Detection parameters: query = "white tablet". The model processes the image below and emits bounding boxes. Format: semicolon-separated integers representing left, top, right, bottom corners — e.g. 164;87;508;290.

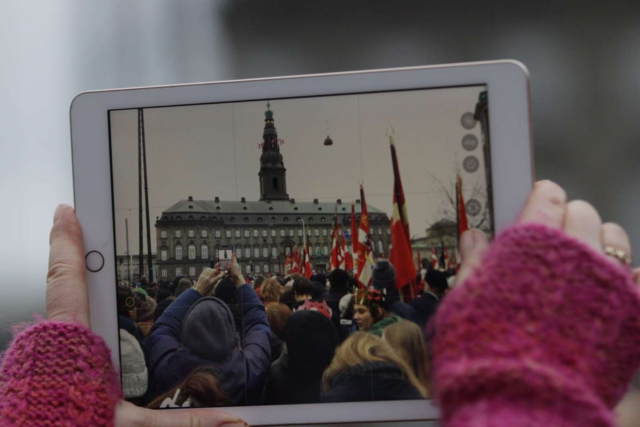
70;61;533;425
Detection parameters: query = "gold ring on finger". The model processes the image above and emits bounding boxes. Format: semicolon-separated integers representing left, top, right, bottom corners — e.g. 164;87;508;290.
604;246;632;266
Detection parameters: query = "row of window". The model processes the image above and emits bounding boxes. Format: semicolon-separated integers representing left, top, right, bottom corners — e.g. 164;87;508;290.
164;214;387;223
160;263;282;279
161;227;391;240
160;240;387;261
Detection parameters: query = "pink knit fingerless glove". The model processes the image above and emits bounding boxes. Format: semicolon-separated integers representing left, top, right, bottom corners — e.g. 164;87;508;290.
0;321;121;426
434;224;640;427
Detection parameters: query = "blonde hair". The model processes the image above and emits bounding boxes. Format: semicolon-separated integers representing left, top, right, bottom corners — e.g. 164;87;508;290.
382;321;431;396
260;277;282;303
322;332;428;397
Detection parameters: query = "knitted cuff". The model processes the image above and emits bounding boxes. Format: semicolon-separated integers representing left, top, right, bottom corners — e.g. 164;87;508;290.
0;321;121;427
434;223;640;424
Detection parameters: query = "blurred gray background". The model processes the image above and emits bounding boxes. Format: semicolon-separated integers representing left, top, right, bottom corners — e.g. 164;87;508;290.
1;1;639;425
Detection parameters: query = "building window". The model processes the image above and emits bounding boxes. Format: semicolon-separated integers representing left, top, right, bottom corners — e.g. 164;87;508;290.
236;246;242;259
283;217;289;223
298;229;302;237
134;269;138;276
235;230;241;238
314;229;320;237
160;230;167;239
378;228;383;235
161;269;167;278
241;230;248;238
323;245;329;256
262;229;268;237
254;247;260;258
255;265;261;274
280;229;285;237
263;246;269;257
201;230;208;238
387;228;391;235
321;217;326;222
246;265;251;274
296;217;301;223
264;264;269;273
189;266;196;277
176;245;183;260
176;267;182;277
175;230;182;238
308;217;314;222
244;217;249;223
201;244;209;260
257;217;263;223
188;230;195;238
188;244;196;260
271;229;276;237
161;250;167;261
272;246;278;258
273;264;279;273
378;241;384;255
230;217;235;223
307;228;311;236
253;229;259;237
285;247;291;255
226;230;232;238
215;230;221;238
270;217;275;223
288;229;294;237
322;229;328;236
245;247;251;258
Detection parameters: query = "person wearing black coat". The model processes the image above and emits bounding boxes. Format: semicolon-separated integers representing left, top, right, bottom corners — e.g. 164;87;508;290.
263;310;338;405
371;260;417;323
325;268;351;343
409;269;447;329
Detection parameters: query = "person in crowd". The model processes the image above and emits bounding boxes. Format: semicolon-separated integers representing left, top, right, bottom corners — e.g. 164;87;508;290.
409;268;447;329
148;256;272;406
139;275;149;289
321;332;426;402
353;287;401;336
170;275;185;295
147;366;229;409
145;288;157;300
4;182;640;425
155;279;173;303
254;274;266;291
326;268;352;342
117;282;147;353
120;329;148;402
292;277;314;307
371;260;416;322
135;295;158;337
311;280;329;300
382;320;431;395
265;302;292;362
174;277;192;298
154;298;173;322
264;310;338;405
214;276;245;340
311;272;327;287
260;277;283;304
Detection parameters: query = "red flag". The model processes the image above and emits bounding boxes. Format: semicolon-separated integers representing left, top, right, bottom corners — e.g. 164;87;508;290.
304;238;312;279
356;185;374;288
443;245;449;271
350;202;358;256
339;229;348;270
417;250;422;271
330;212;340;271
285;253;291;275
431;245;438;269
291;246;299;274
456;174;469;241
388;137;417;300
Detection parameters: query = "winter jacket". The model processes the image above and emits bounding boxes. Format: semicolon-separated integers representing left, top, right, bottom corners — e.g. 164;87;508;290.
321;361;423;403
147;286;271;406
368;315;402;337
408;292;439;330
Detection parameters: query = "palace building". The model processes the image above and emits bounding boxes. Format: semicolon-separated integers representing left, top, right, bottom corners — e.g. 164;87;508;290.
154;103;391;279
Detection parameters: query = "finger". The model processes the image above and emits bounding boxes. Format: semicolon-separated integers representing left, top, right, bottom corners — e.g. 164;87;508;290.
46;204;90;327
517;180;567;229
116;401;247;427
564;200;602;253
601;222;633;268
454;229;490;287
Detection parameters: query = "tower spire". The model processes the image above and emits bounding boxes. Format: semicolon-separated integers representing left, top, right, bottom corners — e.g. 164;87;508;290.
259;101;289;201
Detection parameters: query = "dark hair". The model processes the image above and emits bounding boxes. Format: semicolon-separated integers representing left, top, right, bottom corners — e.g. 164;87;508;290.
145;288;157;299
146;366;229;408
156;287;173;303
117;282;136;317
292;277;314;298
288;273;303;281
265;302;292;340
154;298;174;322
311;273;327;285
157;279;172;290
139;276;149;287
254;275;266;289
174;278;193;297
214;278;237;305
425;269;449;298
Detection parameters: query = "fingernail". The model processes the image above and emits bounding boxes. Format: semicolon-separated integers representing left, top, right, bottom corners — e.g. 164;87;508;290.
221;421;248;427
53;204;64;224
460;230;476;254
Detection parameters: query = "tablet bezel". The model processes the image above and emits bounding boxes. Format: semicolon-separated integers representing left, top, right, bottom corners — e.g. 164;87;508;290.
70;61;533;425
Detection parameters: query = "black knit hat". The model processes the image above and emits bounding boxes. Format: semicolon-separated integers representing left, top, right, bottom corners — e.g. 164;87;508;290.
329;268;350;294
372;260;396;291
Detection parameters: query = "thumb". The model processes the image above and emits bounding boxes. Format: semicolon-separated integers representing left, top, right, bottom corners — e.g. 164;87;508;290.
46;204;91;327
454;229;489;287
116;401;247;427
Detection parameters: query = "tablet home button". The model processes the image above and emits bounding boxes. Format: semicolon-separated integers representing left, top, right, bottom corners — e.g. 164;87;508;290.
85;251;105;273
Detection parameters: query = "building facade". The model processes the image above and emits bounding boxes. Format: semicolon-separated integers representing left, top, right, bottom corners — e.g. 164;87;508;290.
154;103;391;280
116;253;156;283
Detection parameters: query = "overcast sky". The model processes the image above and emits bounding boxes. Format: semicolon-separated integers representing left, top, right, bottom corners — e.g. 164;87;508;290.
110;85;487;254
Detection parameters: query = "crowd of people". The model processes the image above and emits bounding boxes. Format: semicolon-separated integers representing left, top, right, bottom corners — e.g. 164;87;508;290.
117;256;450;408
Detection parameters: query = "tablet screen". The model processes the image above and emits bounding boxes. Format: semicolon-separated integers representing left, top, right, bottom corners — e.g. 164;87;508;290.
108;85;491;408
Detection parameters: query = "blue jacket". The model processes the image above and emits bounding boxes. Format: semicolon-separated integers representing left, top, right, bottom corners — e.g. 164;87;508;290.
147;286;271;405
